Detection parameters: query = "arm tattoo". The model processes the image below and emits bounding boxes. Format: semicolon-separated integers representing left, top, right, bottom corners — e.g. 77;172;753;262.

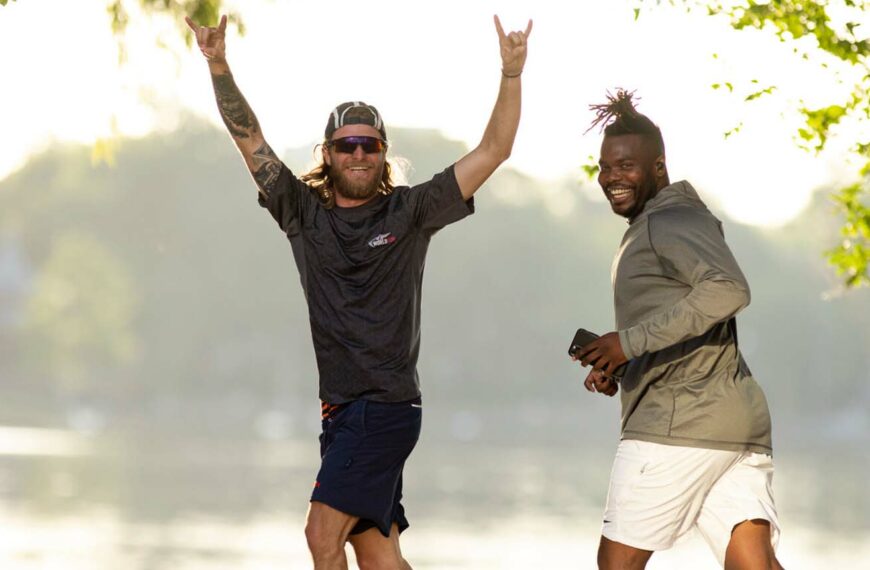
252;142;282;195
211;72;260;139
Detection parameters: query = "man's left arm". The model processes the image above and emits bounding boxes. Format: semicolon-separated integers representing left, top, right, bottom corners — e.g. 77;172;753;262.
579;211;750;375
454;15;532;200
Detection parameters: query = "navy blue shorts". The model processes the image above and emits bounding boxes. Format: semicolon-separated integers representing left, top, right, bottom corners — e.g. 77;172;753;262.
312;398;422;537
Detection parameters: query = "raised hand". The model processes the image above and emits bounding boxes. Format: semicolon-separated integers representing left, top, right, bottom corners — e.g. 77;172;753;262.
494;15;532;78
185;14;227;63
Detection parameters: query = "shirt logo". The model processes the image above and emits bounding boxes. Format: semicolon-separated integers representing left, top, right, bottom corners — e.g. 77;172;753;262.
367;232;397;248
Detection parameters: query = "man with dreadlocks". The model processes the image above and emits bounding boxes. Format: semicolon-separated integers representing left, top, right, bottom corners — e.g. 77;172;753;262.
573;90;783;569
186;12;531;570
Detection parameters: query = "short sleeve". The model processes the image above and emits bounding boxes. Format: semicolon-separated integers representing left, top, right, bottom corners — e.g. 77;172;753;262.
403;165;475;231
257;164;311;235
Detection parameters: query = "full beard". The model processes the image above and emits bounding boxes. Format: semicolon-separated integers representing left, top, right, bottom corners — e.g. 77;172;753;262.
331;165;384;201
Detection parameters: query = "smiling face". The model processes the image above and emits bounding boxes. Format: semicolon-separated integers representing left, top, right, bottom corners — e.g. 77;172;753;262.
322;124;387;206
598;134;668;219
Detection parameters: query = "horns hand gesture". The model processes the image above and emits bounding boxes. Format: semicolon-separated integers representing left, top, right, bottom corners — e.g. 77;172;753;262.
494;15;532;78
185;14;227;63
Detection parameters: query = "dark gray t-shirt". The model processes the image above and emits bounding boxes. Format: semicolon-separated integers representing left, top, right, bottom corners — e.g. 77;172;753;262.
258;164;473;404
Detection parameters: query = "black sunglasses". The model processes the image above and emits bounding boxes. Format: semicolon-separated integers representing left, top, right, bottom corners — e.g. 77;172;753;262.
327;136;387;154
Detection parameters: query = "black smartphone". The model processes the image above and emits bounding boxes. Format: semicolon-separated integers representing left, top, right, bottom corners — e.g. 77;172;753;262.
569;328;600;358
568;328;628;378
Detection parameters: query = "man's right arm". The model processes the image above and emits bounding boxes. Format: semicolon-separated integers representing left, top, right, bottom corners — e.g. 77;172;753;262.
186;15;282;197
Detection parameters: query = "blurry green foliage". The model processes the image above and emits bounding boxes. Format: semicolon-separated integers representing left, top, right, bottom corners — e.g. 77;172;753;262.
22;232;140;395
107;0;243;62
744;84;776;102
827;183;870;287
725;0;868;64
638;0;870;287
2;122;869;430
581;155;600;180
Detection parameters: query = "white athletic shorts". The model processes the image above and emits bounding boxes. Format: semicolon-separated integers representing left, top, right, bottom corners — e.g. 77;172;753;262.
601;439;780;565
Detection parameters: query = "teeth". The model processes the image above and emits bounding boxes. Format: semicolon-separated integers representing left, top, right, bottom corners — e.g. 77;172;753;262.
609;187;632;197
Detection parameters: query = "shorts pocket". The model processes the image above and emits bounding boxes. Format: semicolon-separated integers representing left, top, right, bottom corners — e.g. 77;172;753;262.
607;441;653;512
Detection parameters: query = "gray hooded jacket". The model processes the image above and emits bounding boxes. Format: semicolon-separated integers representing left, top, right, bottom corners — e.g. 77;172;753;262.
614;181;772;454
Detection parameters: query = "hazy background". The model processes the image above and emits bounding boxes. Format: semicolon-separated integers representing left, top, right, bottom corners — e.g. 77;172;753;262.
1;120;868;568
1;0;869;568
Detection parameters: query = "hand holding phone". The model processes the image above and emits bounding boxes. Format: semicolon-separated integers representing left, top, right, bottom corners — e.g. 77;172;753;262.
568;328;628;378
569;328;600;358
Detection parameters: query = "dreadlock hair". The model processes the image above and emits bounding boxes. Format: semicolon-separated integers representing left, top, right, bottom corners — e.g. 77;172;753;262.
587;89;665;156
300;143;395;210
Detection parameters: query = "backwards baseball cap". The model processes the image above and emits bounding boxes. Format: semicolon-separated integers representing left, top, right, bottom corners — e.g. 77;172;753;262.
325;101;387;141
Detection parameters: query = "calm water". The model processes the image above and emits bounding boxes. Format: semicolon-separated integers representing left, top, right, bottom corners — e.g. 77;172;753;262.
0;427;867;569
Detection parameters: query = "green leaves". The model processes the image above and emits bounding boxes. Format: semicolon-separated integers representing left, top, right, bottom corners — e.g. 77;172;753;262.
645;0;870;288
107;0;244;55
799;104;848;151
719;2;869;288
723;122;744;139
744;85;776;101
827;183;870;287
0;0;18;5
581;155;600;180
829;143;870;286
729;0;869;64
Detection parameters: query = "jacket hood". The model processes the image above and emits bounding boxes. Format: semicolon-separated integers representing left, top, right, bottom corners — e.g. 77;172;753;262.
630;180;708;224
